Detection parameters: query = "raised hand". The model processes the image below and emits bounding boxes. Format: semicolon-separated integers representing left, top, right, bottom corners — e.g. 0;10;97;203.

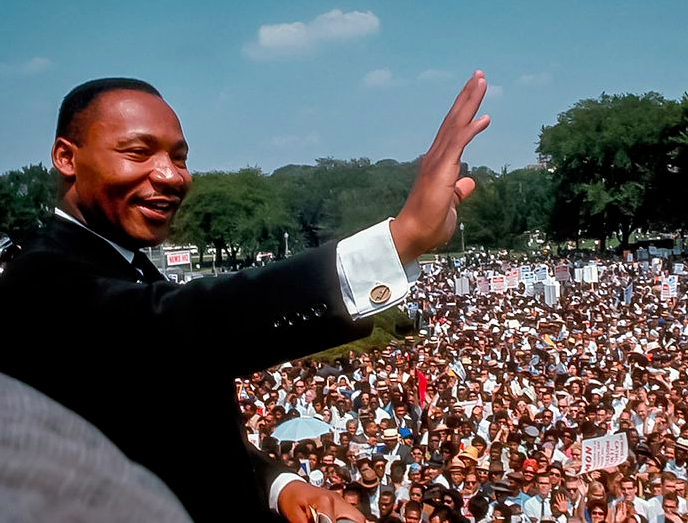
390;70;490;264
278;481;365;523
554;492;568;514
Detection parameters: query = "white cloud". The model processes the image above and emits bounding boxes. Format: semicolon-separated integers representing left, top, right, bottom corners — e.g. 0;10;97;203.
417;69;453;82
270;133;320;148
486;84;504;98
361;68;393;89
244;9;379;60
517;72;552;86
0;56;54;77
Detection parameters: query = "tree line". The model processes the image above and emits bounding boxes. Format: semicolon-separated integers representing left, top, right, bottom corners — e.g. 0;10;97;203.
2;91;686;263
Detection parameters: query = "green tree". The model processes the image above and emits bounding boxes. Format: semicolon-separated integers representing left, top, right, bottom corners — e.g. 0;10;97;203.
454;166;553;250
0;164;56;244
538;92;683;249
172;168;295;266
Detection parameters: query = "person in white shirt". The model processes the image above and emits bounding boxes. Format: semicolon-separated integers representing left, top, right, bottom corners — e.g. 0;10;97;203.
612;476;656;523
522;473;566;523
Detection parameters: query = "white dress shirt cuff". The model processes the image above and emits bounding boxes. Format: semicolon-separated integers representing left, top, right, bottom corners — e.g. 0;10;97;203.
337;218;420;320
269;473;305;513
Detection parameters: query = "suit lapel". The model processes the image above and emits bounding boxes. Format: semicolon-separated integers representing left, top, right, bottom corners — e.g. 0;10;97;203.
42;216;143;283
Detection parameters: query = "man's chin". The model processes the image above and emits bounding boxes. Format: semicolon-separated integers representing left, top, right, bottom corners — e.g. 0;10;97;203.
119;224;170;250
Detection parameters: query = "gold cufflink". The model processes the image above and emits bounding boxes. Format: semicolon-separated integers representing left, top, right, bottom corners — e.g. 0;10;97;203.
369;283;392;304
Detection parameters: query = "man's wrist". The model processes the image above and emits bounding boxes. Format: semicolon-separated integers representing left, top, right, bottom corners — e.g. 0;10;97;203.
270;474;305;513
389;217;419;266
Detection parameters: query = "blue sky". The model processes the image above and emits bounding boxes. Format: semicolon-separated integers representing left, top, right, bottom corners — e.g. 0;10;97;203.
1;0;687;175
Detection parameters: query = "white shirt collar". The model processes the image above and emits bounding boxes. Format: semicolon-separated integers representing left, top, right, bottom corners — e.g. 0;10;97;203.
54;207;136;264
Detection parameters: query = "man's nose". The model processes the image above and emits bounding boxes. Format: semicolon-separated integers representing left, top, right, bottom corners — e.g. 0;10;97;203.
149;155;190;192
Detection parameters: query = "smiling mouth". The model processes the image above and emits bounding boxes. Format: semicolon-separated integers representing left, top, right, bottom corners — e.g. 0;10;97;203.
137;199;179;222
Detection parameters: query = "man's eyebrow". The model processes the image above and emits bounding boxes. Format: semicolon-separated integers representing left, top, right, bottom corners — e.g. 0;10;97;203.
115;133;189;151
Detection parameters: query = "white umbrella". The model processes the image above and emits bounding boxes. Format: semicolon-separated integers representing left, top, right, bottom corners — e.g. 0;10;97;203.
271;417;332;442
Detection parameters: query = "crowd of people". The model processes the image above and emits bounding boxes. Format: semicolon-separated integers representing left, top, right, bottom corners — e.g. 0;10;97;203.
237;249;688;523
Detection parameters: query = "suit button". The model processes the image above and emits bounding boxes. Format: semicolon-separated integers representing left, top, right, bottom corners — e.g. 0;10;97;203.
312;304;327;317
286;313;300;326
273;318;284;328
300;310;313;321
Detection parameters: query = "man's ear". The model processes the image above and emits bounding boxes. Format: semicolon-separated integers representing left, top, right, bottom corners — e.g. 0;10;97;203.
52;137;78;179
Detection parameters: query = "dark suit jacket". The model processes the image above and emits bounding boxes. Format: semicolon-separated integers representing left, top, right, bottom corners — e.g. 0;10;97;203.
0;216;373;521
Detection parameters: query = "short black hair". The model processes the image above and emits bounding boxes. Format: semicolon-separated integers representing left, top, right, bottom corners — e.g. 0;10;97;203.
56;77;161;144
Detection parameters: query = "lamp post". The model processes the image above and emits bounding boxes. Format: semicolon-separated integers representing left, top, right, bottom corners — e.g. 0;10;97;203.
459;222;465;253
284;232;289;257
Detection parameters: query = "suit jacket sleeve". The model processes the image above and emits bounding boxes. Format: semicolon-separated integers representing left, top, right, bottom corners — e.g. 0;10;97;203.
0;218;374;521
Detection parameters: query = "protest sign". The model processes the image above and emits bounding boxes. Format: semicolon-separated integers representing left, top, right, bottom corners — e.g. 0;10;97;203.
623;250;633;262
455;277;470;295
522;271;535;286
534;265;548;281
661;281;670;301
648;246;657;256
580;432;628;474
674;263;684;275
166;250;191;267
491;274;506;293
583;265;598;283
477;277;490;294
554;264;570;282
574;268;584;283
660;276;677;301
506;269;520;289
652;258;663;274
519;265;531;280
544;280;560;306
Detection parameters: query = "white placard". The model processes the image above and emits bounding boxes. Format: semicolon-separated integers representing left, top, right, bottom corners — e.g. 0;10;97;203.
674;263;684;275
583;265;598;283
652;258;663;274
574;268;583;282
491;275;506;293
455;277;470;295
580;432;628;474
534;265;548;281
522;271;535;286
506;269;520;289
166;250;191;266
544;280;560;306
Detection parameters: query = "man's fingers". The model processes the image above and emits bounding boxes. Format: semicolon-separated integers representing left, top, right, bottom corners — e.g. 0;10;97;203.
446;70;485;123
428;71;484;154
457;76;488;125
439;114;491;168
454;177;476;204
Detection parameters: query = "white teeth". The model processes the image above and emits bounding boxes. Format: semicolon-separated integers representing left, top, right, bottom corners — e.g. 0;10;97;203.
146;201;171;210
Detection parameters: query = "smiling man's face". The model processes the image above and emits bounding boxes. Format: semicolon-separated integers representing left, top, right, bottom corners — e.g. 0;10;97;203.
55;89;190;249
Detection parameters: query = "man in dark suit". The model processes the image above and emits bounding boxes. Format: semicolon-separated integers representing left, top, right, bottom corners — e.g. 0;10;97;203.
0;72;489;521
